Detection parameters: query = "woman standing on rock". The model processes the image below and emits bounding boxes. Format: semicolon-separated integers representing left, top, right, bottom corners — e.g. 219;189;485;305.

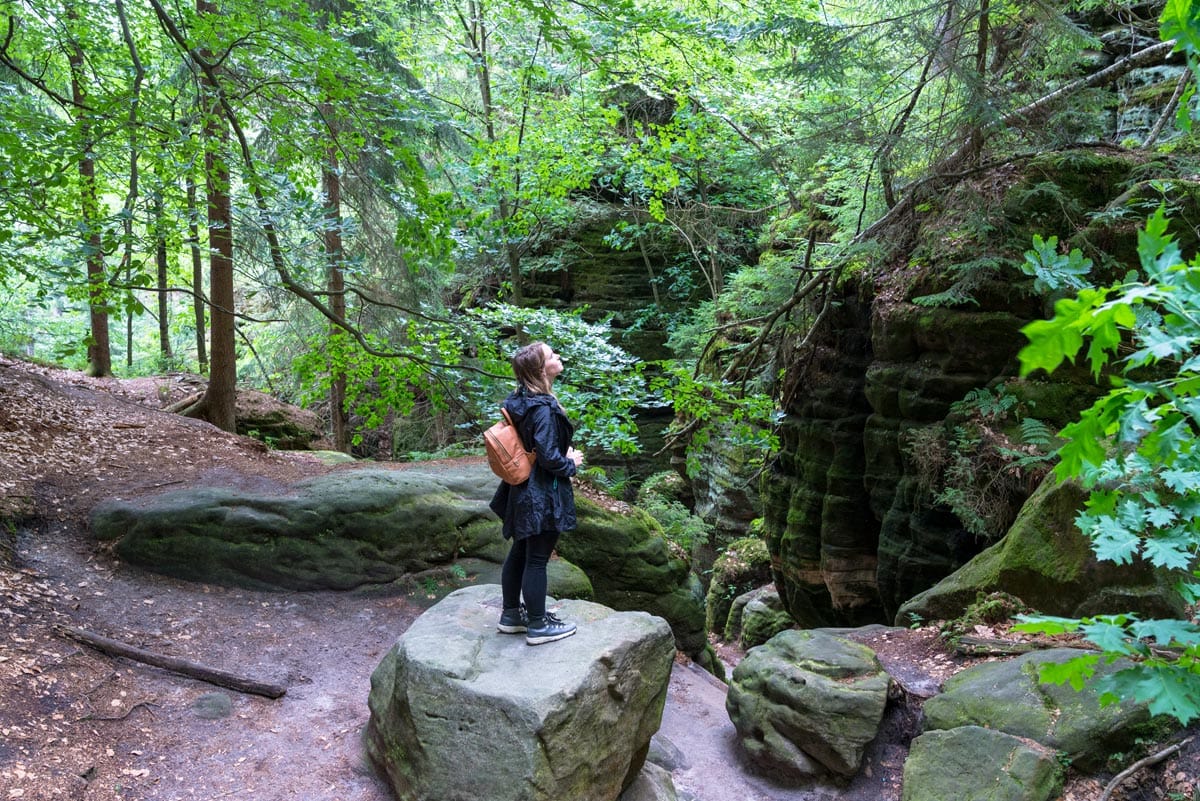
489;341;584;645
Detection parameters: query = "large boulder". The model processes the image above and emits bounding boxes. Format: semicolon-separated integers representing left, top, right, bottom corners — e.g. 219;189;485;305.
896;475;1186;625
921;648;1160;770
737;587;794;649
235;388;324;449
364;584;676;801
90;468;509;592
554;498;709;663
901;726;1062;801
91;464;711;666
725;629;890;780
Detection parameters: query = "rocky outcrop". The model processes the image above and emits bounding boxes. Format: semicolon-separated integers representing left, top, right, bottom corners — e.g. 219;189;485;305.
725;629;890;780
922;648;1161;771
364;585;676;801
897;475;1187;625
704;537;772;636
902;726;1062;801
760;151;1200;627
90;468;507;592
235;389;324;450
89;464;711;664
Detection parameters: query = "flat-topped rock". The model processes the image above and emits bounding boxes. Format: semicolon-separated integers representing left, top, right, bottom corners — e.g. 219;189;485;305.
365;584;677;801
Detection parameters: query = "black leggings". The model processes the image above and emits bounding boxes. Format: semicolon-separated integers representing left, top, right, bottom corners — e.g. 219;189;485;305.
501;531;561;619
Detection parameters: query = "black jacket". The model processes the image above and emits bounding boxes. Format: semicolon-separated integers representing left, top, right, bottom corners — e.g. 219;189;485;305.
488;389;577;540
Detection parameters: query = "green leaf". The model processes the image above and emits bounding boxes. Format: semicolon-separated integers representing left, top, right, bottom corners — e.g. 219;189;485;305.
1130;619;1200;648
1084;302;1136;377
1161;0;1200;57
1012;614;1081;636
1036;653;1099;692
1142;531;1196;570
1103;665;1200;724
1080;620;1137;654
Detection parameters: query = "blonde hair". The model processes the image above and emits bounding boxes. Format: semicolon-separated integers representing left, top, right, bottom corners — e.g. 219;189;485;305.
512;341;554;395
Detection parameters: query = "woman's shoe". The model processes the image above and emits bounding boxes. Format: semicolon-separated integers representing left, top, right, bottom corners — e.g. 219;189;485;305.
497;604;528;634
525;611;576;645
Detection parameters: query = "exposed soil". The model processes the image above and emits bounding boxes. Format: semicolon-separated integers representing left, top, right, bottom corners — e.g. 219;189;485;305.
1;354;1196;801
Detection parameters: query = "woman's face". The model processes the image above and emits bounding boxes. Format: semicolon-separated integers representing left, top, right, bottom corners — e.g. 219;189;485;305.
542;345;564;381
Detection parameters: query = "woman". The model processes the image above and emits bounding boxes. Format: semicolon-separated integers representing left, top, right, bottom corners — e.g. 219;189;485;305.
488;341;584;645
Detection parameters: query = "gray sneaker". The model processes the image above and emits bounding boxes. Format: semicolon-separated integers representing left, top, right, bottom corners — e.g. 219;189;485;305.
497;604;528;634
525;611;576;645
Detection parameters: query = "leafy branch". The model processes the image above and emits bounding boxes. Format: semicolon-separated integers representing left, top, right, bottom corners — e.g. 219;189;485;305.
1012;205;1200;724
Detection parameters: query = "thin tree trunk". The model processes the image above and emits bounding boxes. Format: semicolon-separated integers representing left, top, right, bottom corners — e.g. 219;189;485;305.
154;189;172;361
465;0;523;302
320;100;349;452
115;0;143;369
186;174;208;373
197;0;237;432
965;0;991;165
66;5;111;378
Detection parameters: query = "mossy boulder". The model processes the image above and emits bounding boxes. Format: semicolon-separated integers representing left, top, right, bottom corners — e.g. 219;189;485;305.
90;469;502;592
921;648;1164;771
365;585;676;801
556;499;710;666
896;474;1186;625
902;726;1062;801
738;588;794;649
235;389;324;450
726;629;890;780
704;537;772;636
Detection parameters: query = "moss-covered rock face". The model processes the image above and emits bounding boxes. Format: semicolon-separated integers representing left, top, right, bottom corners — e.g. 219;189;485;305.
897;475;1187;625
762;148;1200;627
703;538;772;636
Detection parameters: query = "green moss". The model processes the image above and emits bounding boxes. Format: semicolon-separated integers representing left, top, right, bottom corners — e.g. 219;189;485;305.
704;537;773;635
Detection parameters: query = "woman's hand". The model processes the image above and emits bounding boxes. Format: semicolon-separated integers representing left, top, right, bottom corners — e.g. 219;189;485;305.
567;447;584;468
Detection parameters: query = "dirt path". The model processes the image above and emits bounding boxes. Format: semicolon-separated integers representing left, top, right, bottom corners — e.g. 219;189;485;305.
12;521;408;800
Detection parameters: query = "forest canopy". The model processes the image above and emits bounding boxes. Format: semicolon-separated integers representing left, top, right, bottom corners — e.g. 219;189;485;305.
0;0;1190;459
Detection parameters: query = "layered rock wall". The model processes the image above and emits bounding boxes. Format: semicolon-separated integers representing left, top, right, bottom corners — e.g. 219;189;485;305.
763;151;1200;625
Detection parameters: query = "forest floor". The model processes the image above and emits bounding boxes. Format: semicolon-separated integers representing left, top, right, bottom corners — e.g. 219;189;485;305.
0;353;1197;801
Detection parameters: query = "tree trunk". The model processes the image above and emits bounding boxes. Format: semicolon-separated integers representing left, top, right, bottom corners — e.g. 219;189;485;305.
115;0;143;370
186;174;208;373
320;100;349;452
154;188;172;361
197;0;237;432
466;0;523;303
66;6;111;378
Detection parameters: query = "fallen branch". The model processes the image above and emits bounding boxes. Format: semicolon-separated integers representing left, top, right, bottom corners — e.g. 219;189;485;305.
1099;736;1194;801
79;699;159;722
162;391;204;415
953;635;1040;656
55;625;286;699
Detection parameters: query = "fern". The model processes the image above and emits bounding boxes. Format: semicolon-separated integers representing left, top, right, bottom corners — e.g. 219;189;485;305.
912;256;1014;308
1018;417;1055;448
912;283;979;308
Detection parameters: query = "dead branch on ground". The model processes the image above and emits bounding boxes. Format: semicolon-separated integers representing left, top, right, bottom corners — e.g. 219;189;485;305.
56;624;287;699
